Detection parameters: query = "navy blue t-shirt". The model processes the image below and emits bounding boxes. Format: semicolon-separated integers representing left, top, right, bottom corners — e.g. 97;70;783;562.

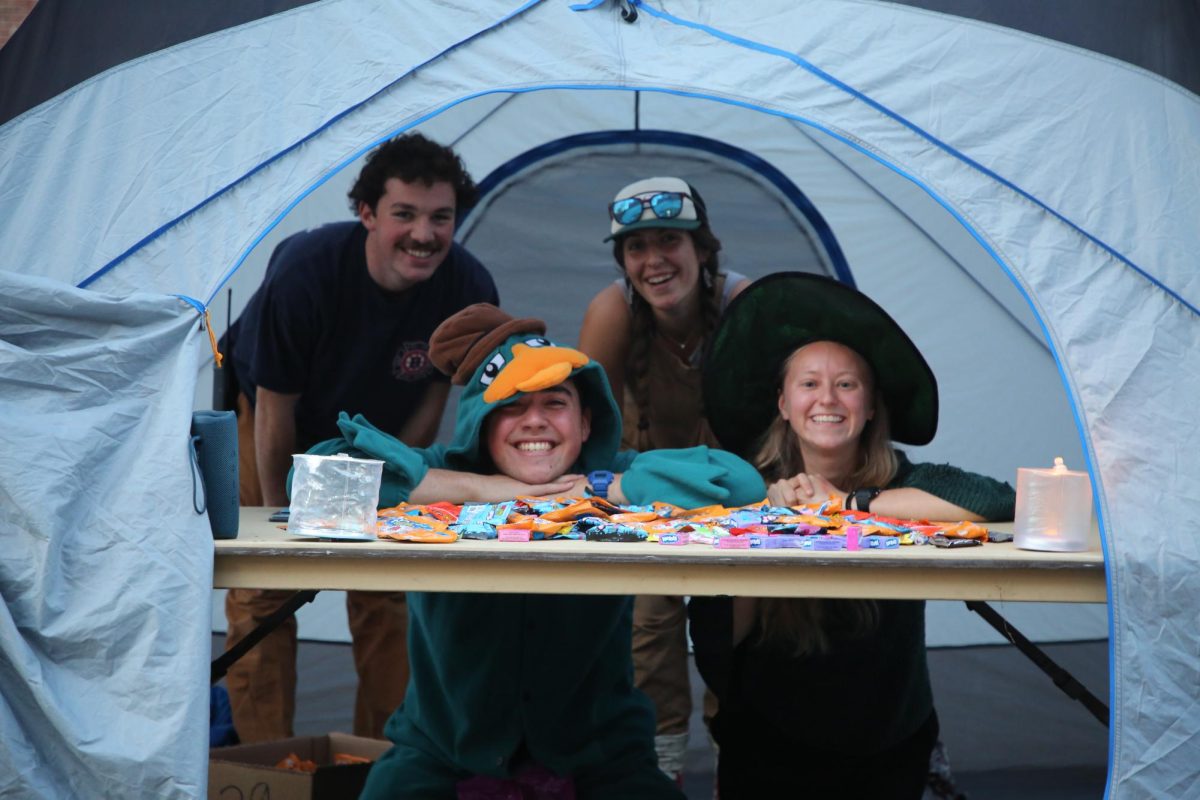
232;221;498;450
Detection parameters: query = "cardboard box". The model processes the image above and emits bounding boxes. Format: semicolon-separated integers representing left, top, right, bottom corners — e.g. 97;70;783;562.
209;732;391;800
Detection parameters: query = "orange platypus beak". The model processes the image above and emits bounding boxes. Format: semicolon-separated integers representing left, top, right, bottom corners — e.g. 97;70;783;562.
483;343;590;404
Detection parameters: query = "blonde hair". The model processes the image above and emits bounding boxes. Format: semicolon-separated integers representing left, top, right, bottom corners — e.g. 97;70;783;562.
751;344;899;656
753;389;897;490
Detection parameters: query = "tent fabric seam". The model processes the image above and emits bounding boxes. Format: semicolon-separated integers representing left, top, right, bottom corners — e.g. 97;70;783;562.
77;0;549;295
633;0;1199;320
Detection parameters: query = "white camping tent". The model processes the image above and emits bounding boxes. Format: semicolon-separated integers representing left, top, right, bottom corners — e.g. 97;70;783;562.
207;94;1108;665
2;1;1198;797
204;114;1113;778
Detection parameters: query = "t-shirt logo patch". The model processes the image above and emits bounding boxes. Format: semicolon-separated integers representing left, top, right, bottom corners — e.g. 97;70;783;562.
393;342;433;381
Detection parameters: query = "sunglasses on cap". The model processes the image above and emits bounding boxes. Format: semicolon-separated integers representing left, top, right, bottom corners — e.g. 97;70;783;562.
608;191;693;226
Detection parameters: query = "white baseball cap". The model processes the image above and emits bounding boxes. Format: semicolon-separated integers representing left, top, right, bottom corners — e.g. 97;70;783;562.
605;176;706;241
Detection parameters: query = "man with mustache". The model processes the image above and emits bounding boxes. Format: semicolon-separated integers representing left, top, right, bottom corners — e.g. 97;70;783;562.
224;133;498;743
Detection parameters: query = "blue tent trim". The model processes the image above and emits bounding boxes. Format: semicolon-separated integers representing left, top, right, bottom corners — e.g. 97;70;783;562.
76;0;549;296
636;0;1197;320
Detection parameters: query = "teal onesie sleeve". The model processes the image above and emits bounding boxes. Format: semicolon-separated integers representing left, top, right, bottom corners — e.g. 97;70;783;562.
618;446;766;509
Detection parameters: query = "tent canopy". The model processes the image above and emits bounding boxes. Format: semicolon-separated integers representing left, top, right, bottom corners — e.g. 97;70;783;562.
2;1;1198;797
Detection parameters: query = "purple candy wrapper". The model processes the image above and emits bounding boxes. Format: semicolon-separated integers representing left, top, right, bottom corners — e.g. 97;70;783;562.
805;534;845;551
862;535;900;549
716;535;752;549
750;534;807;549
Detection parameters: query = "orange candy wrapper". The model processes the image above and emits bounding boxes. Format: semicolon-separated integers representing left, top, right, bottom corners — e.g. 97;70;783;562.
334;752;374;765
676;504;730;519
377;526;459;544
275;753;318;773
376;506;459;543
934;521;990;540
610;511;661;524
274;752;374;772
539;497;622;522
501;515;575;536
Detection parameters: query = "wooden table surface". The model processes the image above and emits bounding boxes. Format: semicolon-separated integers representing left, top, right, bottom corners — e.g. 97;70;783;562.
213;508;1106;603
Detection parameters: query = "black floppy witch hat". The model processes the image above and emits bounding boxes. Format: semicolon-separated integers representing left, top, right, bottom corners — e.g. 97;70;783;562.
702;272;938;458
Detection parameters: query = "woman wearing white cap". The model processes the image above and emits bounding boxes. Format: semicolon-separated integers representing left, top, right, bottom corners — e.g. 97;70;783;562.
578;177;750;781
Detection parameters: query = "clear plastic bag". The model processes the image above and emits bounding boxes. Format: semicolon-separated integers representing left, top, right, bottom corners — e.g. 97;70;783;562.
287;453;384;540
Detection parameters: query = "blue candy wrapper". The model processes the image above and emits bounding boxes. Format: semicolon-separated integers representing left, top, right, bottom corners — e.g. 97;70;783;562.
458;501;515;526
584;523;647;542
453;523;498;540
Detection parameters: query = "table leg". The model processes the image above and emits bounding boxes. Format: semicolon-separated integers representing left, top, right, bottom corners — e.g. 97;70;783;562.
211;590;320;684
964;600;1108;727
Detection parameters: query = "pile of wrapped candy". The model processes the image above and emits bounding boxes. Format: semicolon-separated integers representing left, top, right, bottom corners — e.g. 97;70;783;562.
274;751;373;773
375;495;995;549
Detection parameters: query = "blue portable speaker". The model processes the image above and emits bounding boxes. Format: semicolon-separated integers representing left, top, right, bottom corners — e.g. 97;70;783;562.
190;410;239;539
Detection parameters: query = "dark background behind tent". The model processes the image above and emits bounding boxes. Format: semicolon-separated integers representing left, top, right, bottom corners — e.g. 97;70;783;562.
2;0;1198;130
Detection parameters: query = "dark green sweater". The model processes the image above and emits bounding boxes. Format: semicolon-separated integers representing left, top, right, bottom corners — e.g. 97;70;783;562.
689;451;1015;753
891;451;1016;521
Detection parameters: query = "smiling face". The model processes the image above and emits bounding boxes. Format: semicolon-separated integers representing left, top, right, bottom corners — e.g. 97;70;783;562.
483;381;592;484
620;228;706;314
359;177;456;292
777;341;875;471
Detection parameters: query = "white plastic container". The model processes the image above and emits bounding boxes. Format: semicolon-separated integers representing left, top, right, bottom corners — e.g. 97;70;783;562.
287;453;384;541
1014;457;1094;552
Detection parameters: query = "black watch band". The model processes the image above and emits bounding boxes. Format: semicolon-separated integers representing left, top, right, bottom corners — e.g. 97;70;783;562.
852;487;883;513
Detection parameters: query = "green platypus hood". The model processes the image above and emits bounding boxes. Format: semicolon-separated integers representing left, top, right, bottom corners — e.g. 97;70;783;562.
429;304;621;474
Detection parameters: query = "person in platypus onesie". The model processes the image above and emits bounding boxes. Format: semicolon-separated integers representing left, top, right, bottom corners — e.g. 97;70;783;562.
304;303;765;799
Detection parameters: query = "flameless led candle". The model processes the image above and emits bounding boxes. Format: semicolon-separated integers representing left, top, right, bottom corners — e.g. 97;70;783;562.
1014;457;1093;552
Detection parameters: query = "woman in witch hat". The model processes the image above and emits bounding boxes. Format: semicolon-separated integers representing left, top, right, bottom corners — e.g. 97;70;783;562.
691;271;1015;799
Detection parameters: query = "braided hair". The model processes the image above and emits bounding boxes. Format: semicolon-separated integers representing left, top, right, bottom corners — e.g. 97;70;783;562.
611;184;723;449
